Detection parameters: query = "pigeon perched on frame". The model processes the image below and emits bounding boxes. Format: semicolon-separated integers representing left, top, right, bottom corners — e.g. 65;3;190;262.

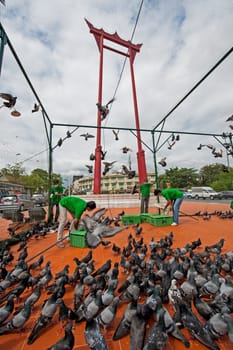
32;103;40;113
80;133;95;141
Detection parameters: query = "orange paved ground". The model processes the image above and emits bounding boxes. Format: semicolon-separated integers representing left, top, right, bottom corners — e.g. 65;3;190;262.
0;201;232;350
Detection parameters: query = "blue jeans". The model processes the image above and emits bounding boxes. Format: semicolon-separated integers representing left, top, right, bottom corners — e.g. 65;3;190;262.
173;197;183;224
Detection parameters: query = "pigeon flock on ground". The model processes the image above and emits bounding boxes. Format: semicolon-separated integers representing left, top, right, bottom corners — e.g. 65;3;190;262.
0;208;232;349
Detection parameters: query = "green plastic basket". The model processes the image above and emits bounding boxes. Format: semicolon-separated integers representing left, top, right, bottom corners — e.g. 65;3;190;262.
149;215;173;226
121;215;141;225
140;213;151;223
70;229;87;248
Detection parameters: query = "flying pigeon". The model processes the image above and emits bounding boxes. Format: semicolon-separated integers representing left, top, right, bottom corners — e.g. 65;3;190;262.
101;150;107;160
121;147;132;154
212;149;223;158
197;144;205;150
112;129;119;140
32;103;40;113
159;157;167;167
0;93;17;108
85;165;93;174
96;97;115;121
102;161;116;176
226;114;233;122
89;153;95;161
80;133;95;141
206;144;215;150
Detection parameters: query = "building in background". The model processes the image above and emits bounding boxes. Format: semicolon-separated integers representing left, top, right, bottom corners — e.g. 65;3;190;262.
72;172;156;195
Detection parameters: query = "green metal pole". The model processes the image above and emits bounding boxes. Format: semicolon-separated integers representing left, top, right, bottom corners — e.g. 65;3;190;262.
47;123;53;223
0;27;7;76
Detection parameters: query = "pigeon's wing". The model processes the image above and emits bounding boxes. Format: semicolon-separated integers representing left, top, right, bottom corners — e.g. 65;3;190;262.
0;93;12;101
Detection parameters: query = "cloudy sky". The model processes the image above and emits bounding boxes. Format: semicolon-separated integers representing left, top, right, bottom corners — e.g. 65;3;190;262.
0;0;232;184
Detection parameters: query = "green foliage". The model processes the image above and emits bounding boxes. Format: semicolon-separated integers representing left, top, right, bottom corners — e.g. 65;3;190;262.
158;167;199;189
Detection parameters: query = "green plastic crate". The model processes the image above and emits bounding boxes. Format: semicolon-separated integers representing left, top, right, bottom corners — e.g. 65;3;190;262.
140;213;151;223
70;229;87;248
149;215;173;226
121;214;141;225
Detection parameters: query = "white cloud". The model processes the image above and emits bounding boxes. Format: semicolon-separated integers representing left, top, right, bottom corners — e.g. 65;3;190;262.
0;0;232;181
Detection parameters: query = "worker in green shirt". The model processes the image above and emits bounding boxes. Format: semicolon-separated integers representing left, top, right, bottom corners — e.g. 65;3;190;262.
230;199;233;210
140;179;153;213
154;187;184;226
57;196;96;247
50;179;64;223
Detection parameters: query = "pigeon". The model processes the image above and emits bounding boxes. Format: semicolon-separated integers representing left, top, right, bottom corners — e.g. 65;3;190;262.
80;250;93;264
222;313;233;344
47;322;75;350
85;289;103;321
143;308;168;350
0;93;17;108
96;97;115;121
28;255;44;271
112;129;119;140
112;243;121;255
32;103;40;113
179;300;220;350
27;291;60;344
92;259;111;278
85;165;93;174
193;289;214;320
102;161;116;176
204;311;228;340
80;133;95;141
121;147;132;154
159;304;190;348
159;157;167;167
66;130;72;138
57;138;63;147
89;153;95;160
0;302;32;335
168;279;182;312
0;294;15;324
14;284;42;314
197;144;205;150
167;140;176;149
97;296;120;329
0;275;29;305
84;318;108;349
113;298;138;340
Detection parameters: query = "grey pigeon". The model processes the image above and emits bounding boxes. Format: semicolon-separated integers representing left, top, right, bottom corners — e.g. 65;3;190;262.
0;302;32;335
47;322;74;350
113;299;138;340
0;93;17;108
96;97;115;121
204;311;228;340
97;296;120;329
222;313;233;344
84;318;108;350
27;291;60;344
80;133;95;141
143;308;168;350
0;294;15;324
14;284;42;314
179;300;220;350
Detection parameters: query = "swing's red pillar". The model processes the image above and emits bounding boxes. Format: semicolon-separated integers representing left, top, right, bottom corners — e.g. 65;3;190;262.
86;19;147;194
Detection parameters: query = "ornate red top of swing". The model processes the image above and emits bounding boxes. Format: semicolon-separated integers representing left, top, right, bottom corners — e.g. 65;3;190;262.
85;18;142;53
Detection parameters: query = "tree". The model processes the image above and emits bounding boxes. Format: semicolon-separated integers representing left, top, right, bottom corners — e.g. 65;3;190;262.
158;167;199;189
